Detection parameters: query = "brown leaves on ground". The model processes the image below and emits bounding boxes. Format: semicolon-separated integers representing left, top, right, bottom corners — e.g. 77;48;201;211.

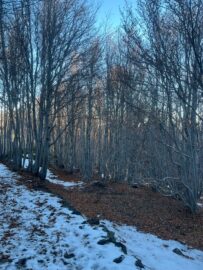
14;167;203;251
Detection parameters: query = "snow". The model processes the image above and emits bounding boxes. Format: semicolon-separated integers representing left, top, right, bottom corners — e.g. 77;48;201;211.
46;170;83;188
21;157;31;169
22;158;83;188
0;163;203;270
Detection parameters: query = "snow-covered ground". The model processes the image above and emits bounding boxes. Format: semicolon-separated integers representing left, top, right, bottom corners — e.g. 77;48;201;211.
0;163;203;270
22;158;83;188
46;170;83;188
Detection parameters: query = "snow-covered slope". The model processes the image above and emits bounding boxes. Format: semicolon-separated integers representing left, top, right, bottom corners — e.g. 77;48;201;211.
0;163;203;270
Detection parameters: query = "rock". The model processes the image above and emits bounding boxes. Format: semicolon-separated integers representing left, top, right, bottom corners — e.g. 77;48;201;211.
113;255;125;264
64;252;75;259
82;221;87;225
16;258;27;267
172;248;193;260
98;227;127;255
87;218;100;226
173;248;184;256
97;238;127;254
135;258;145;269
115;242;127;255
97;239;111;245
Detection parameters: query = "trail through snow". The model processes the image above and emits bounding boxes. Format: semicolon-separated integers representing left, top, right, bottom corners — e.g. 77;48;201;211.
0;163;203;270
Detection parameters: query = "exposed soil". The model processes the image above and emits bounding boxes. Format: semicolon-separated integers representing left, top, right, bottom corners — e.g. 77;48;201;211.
4;162;203;251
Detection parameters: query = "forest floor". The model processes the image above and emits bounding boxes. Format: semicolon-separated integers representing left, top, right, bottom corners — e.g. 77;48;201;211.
0;163;203;269
45;167;203;251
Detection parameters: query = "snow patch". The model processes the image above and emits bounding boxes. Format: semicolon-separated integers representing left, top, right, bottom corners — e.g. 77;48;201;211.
21;158;83;188
46;170;83;188
0;163;203;270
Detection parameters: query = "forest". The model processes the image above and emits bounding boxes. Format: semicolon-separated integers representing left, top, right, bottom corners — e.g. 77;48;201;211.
0;0;203;211
0;0;203;269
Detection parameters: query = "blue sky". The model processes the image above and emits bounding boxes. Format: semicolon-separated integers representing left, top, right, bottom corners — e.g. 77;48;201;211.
95;0;128;28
